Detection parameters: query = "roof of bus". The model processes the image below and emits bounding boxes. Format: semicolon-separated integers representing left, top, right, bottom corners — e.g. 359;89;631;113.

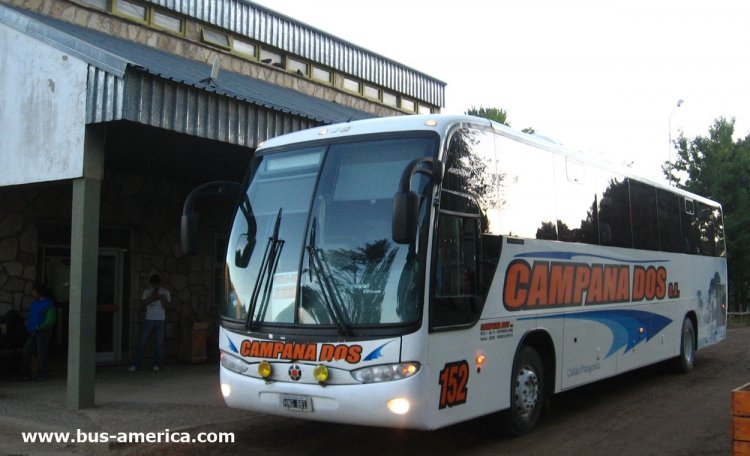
258;114;721;208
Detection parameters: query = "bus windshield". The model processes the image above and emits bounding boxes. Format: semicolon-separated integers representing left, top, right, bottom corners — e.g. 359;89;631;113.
222;136;436;331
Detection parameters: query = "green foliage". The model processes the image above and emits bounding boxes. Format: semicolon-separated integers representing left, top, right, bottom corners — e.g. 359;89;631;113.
664;117;750;309
466;106;509;126
466;106;536;134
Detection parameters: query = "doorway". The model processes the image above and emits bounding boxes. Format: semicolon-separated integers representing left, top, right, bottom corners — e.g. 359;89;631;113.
41;246;128;363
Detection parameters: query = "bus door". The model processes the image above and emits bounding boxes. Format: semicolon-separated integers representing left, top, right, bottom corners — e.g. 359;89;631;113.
427;204;488;424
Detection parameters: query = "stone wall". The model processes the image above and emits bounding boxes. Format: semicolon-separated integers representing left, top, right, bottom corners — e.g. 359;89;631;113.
0;171;225;361
0;183;70;315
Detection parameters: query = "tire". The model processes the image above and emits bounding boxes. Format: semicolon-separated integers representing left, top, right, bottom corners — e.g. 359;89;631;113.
673;317;696;373
500;345;545;436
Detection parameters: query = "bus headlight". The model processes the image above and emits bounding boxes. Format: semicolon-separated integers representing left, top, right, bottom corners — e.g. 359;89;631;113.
220;351;251;375
351;362;420;383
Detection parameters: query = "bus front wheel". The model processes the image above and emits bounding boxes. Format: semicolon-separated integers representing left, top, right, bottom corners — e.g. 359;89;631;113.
673;317;696;373
500;345;545;436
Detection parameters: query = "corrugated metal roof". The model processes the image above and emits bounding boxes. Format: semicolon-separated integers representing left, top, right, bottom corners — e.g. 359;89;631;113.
150;0;446;107
0;4;374;135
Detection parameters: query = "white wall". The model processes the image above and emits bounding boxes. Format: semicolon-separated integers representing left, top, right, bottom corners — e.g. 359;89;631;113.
0;23;87;186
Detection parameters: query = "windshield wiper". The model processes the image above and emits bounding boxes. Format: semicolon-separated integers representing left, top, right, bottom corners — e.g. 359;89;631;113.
246;208;285;330
306;217;351;335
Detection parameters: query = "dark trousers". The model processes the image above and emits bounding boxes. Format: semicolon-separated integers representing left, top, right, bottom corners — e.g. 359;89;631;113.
133;319;165;368
21;329;52;379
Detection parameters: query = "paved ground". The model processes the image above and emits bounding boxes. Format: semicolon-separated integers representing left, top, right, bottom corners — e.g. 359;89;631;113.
0;363;250;455
2;327;749;455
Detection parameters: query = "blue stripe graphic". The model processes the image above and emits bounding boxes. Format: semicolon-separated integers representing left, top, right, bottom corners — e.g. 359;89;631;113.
514;251;668;264
226;335;239;354
522;310;672;358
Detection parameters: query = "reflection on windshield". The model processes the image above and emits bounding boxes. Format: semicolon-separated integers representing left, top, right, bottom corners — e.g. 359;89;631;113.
222;137;435;329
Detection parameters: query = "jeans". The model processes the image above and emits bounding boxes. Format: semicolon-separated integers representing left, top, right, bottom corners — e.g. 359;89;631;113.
21;329;52;379
133;319;165;368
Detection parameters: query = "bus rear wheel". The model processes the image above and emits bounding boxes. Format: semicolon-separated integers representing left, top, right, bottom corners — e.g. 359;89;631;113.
500;345;545;436
673;317;696;373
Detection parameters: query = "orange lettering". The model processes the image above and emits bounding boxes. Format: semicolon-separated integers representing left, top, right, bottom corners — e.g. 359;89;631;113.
319;344;334;362
573;266;590;305
527;262;549;306
504;260;530;309
346;345;362;363
549;264;575;305
656;267;667;299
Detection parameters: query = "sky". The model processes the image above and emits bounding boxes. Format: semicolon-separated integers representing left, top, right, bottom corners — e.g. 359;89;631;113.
253;0;750;183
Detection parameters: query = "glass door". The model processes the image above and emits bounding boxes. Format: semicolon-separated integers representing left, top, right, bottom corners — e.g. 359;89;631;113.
95;249;124;362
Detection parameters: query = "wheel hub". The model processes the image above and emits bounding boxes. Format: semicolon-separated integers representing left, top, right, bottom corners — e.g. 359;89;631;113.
515;366;540;417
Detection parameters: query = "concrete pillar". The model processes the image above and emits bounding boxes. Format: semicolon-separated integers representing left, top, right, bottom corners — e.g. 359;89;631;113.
67;125;104;410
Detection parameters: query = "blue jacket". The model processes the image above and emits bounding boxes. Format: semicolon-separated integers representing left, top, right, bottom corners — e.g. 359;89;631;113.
26;297;55;332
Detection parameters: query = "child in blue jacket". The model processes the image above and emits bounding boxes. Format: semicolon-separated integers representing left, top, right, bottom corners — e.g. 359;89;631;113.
20;283;56;381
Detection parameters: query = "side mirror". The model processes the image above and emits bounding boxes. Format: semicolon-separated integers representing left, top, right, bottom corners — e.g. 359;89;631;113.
392;191;420;244
181;212;200;255
180;180;242;255
392;157;442;244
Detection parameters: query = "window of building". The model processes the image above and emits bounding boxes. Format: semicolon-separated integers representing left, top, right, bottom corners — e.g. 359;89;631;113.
286;57;308;75
400;98;415;112
418;104;432;115
342;77;361;93
152;10;183;34
233;39;257;58
201;27;231;49
382;91;397;107
260;48;283;66
75;0;107;10
311;66;332;83
113;0;148;22
363;85;380;100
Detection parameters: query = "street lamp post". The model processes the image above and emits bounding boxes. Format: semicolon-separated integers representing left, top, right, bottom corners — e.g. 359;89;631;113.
668;99;684;163
667;99;684;185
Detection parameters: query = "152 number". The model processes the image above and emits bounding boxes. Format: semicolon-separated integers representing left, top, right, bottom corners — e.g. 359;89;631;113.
438;360;469;409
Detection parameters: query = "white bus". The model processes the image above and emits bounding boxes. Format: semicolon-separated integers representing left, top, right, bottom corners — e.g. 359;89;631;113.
184;115;727;435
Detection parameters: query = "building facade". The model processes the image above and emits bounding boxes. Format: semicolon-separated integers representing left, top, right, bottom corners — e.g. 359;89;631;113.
0;0;444;407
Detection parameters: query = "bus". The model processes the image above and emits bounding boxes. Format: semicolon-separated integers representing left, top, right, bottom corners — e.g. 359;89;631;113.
182;114;727;435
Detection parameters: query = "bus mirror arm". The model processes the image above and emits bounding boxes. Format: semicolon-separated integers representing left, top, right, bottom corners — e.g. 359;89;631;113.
181;180;243;255
392;158;442;244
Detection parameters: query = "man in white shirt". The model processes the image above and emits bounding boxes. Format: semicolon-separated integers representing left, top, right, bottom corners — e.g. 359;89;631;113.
128;274;171;372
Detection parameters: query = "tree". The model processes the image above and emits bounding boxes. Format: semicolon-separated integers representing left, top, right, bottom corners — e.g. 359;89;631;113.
664;117;750;310
466;106;509;125
465;106;535;134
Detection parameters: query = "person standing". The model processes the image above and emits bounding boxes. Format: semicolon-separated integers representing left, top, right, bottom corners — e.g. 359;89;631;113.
20;283;56;381
129;274;170;372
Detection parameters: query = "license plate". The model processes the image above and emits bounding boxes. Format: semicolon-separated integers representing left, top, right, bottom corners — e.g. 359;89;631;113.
281;394;312;412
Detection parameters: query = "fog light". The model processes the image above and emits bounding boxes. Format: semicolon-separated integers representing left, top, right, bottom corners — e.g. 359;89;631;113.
220;383;231;398
387;398;410;415
313;364;329;383
258;360;272;378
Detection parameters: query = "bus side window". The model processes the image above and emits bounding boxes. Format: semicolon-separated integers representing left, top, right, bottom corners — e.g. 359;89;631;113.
656;188;682;253
714;206;726;257
432;126;495;330
432;210;481;329
630;179;659;251
596;171;632;248
681;198;699;254
554;157;599;245
696;202;717;256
